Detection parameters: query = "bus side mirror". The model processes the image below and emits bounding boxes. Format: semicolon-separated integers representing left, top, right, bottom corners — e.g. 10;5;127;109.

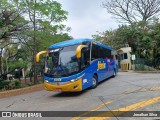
36;51;47;62
76;45;87;59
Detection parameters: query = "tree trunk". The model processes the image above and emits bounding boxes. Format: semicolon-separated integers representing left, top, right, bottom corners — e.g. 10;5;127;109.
0;51;2;76
29;67;33;82
33;0;37;84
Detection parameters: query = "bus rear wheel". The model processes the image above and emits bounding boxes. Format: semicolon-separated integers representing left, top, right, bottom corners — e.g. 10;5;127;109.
91;75;98;89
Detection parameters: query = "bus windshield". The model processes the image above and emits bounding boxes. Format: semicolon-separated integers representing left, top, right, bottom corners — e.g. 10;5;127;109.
44;44;79;77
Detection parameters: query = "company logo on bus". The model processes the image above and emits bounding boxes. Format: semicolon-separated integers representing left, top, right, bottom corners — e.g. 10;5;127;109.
98;61;106;70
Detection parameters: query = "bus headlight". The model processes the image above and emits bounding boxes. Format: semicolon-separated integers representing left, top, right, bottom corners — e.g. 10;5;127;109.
70;79;76;82
70;77;82;82
45;80;49;83
70;74;85;82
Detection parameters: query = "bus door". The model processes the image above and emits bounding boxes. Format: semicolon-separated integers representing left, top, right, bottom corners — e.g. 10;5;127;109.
76;45;92;89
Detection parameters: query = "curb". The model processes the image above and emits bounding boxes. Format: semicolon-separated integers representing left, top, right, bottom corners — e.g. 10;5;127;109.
0;84;44;99
128;70;160;73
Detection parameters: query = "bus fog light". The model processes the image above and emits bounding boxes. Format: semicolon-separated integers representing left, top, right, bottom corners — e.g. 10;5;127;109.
73;85;78;89
45;80;49;83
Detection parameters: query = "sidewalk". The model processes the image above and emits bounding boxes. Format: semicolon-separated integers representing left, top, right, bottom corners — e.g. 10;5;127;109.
121;70;160;73
0;84;44;99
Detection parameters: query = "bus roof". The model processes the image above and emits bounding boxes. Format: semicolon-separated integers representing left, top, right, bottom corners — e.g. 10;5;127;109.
49;38;113;50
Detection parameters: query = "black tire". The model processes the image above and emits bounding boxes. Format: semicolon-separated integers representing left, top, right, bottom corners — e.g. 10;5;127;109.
91;75;98;89
112;69;116;77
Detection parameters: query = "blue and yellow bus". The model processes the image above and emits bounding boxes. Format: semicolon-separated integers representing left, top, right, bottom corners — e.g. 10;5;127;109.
36;38;118;92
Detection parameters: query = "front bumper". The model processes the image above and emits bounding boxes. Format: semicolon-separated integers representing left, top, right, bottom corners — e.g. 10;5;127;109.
44;78;82;92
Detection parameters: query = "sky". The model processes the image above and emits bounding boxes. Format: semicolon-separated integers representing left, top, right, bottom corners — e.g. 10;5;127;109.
55;0;119;39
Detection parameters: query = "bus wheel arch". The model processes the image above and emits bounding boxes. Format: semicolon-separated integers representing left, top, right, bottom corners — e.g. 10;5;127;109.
91;73;98;89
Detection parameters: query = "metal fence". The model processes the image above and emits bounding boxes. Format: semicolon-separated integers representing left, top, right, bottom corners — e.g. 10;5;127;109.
134;57;160;71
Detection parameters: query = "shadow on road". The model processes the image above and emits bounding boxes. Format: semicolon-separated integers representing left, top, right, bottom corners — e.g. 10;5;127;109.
50;76;116;98
51;90;89;97
98;76;114;86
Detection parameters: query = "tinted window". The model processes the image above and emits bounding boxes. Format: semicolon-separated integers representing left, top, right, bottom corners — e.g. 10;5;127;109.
105;49;112;59
91;43;112;60
91;44;99;60
81;48;90;69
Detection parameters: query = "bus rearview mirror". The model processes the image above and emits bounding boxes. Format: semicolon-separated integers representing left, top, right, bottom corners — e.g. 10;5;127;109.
36;51;47;62
76;45;87;59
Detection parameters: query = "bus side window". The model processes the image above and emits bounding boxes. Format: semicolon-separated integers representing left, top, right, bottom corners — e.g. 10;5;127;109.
91;44;112;60
98;47;104;59
84;48;90;64
105;49;111;59
91;44;98;60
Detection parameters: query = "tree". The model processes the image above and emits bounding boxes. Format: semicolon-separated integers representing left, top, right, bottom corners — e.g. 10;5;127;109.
93;19;160;69
0;0;72;81
0;1;29;80
23;0;69;83
103;0;160;25
7;0;69;83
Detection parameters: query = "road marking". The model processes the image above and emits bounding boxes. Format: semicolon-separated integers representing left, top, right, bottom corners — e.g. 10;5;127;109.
84;96;160;120
145;87;160;91
70;100;112;120
123;87;160;94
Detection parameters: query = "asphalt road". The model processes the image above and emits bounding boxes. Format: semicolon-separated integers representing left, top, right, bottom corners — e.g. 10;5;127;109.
0;72;160;120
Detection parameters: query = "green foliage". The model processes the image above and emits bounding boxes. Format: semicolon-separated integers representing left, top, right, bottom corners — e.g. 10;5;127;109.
27;82;34;86
11;80;21;89
0;80;10;89
0;0;72;81
0;79;21;90
14;80;21;88
5;60;27;70
93;19;160;69
37;31;72;50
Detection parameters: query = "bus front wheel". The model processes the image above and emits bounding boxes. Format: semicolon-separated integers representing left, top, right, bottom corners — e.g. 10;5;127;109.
91;75;98;89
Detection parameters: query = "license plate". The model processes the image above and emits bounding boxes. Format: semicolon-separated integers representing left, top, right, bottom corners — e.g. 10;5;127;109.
54;78;61;82
55;82;60;85
56;88;62;92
